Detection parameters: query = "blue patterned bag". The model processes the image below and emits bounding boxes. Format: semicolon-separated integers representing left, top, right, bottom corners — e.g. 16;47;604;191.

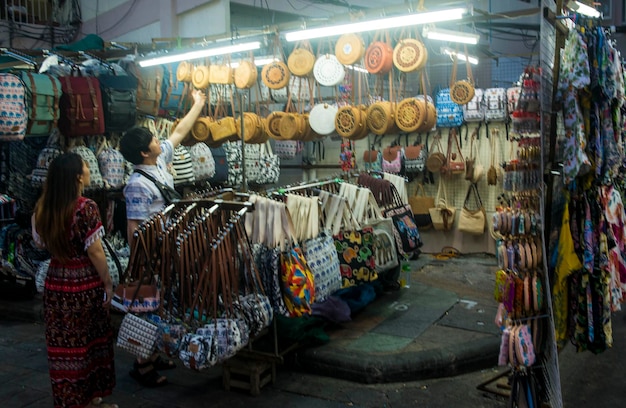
302;230;342;302
0;73;27;141
435;88;464;128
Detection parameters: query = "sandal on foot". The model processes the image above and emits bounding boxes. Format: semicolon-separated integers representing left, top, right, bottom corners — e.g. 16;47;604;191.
130;363;168;388
91;397;103;405
152;355;176;370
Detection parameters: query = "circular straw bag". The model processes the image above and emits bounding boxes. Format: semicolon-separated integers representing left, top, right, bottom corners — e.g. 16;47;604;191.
393;38;428;73
335;105;368;140
335;33;365;66
192;65;210;89
367;101;397;135
262;60;290;90
449;45;475;105
395;97;427;133
288;47;315;77
365;41;393;74
265;111;286;140
234;60;258;89
176;61;194;82
191;117;214;142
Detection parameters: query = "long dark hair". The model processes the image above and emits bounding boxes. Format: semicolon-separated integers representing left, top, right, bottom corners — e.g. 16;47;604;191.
34;153;84;261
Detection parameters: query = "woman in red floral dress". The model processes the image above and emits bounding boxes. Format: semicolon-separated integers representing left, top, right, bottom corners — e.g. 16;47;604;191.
32;153;117;408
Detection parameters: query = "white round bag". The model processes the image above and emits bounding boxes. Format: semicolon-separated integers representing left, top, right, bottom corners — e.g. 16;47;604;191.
313;54;345;87
309;103;338;135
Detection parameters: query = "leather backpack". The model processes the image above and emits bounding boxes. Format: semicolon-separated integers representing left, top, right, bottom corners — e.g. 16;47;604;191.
58;76;105;137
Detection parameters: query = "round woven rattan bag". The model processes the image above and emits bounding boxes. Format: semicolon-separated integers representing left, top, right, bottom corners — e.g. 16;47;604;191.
287;48;315;77
335;105;368;140
313;54;345;87
191;117;214;142
192;65;210;89
366;101;397;135
261;61;290;90
176;61;194;82
365;41;394;74
265;111;286;140
234;60;258;89
450;80;475;105
335;34;365;66
393;39;428;73
395;97;427;133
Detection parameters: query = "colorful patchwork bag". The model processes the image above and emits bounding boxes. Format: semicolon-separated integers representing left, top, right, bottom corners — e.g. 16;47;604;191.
381;186;422;257
333;226;378;288
280;245;316;317
0;73;27;141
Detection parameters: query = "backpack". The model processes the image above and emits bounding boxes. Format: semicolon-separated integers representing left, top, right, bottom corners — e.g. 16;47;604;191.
18;71;62;136
0;73;27;141
506;86;522;119
189;142;216;181
435;88;464;128
484;88;508;122
98;74;138;133
462;88;485;122
31;130;64;188
97;138;126;189
68;144;105;189
58;76;105;137
161;63;188;113
134;66;163;116
171;145;195;186
207;146;228;185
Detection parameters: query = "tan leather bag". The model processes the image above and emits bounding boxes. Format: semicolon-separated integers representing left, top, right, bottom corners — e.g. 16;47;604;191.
429;177;456;231
426;131;446;173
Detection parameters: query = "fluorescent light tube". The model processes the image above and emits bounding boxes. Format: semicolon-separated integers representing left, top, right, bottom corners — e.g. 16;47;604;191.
567;1;601;18
442;47;478;65
284;8;467;42
423;27;479;45
138;41;262;67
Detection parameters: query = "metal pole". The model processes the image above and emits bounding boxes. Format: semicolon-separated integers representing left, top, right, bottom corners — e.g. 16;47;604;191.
239;91;247;192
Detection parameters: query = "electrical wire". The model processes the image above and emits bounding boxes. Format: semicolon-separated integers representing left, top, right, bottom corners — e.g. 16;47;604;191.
96;0;139;36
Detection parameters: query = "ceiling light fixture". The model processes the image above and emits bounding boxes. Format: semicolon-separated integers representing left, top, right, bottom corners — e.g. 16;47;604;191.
284;8;467;42
566;1;601;18
423;27;480;45
442;47;479;65
138;41;262;67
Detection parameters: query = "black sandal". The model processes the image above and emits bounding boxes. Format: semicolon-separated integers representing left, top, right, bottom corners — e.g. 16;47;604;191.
129;362;168;388
152;355;176;371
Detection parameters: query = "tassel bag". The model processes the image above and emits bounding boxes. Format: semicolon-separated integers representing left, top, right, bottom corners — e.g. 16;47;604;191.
458;183;486;235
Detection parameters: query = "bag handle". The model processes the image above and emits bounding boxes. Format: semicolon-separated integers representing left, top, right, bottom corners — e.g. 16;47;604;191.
446;128;465;163
463;182;484;210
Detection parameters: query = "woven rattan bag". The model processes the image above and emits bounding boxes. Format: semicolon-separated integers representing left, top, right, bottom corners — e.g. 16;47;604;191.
449;45;475;105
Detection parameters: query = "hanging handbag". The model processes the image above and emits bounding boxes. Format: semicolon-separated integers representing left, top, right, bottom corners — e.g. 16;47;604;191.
441;128;465;175
380;184;422;257
302;230;342;303
408;183;435;230
425;131;446;173
280;245;316;317
403;134;426;173
487;127;500;186
364;30;394;75
449;45;475;105
465;128;484;183
458;183;486;235
116;313;159;359
429;177;456;231
256;141;280;184
334;33;365;66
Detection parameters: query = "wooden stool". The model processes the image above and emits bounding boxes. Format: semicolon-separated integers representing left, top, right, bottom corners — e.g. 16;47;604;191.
222;357;276;396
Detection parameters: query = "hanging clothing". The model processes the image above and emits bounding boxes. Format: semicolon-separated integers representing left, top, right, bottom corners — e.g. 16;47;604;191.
42;197;116;407
557;29;591;185
554;200;583;346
